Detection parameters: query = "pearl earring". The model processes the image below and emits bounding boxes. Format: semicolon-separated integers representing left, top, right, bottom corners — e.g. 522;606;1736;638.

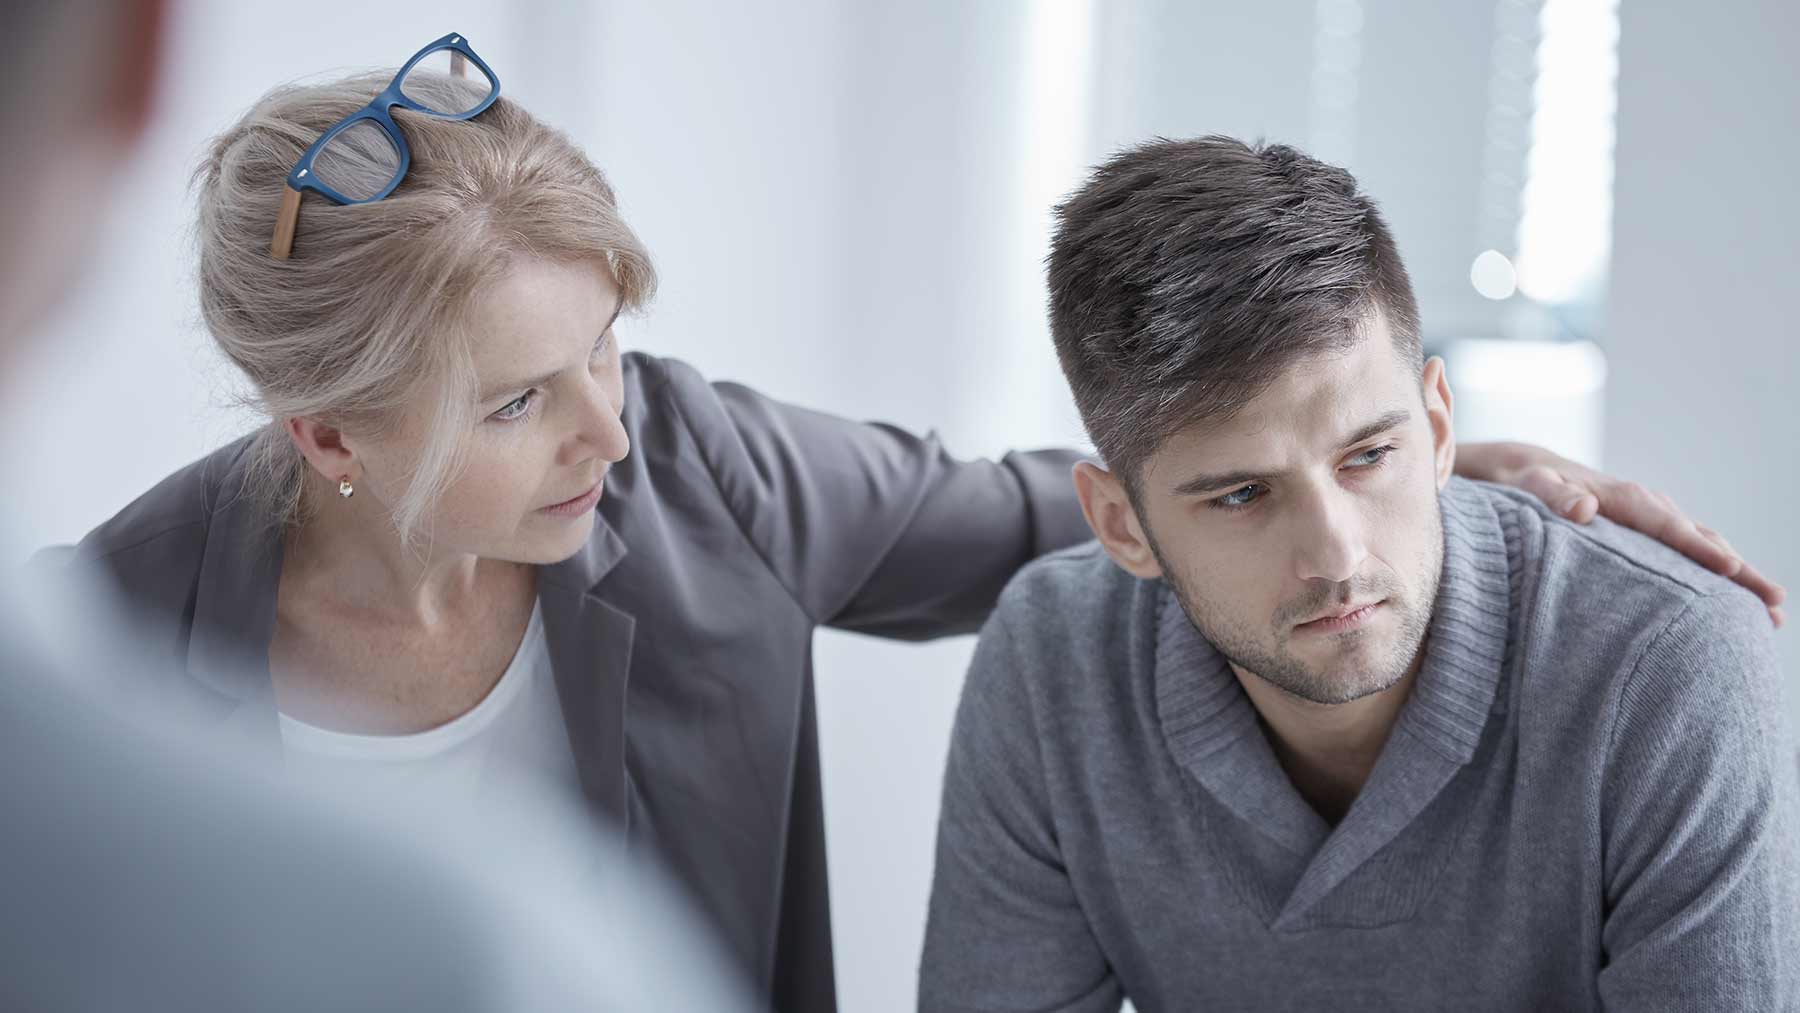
338;477;355;499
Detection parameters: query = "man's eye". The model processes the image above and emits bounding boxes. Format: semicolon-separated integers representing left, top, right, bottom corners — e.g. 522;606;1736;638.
493;390;537;421
1212;484;1263;510
1347;444;1397;468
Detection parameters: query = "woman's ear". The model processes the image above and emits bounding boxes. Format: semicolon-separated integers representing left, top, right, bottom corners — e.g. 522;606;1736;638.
1421;356;1457;488
1073;461;1164;580
286;417;359;485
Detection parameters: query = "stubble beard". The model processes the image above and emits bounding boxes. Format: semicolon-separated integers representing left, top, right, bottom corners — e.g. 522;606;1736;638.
1144;515;1443;706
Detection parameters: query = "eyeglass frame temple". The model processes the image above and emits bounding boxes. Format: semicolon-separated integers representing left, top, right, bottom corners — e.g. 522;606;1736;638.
270;184;302;260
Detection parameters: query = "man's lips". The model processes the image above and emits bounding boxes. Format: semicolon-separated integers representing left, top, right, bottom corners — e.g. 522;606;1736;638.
1295;600;1385;633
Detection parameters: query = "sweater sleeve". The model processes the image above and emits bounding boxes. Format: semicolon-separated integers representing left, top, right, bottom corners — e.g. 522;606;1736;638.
918;608;1123;1013
1597;589;1800;1010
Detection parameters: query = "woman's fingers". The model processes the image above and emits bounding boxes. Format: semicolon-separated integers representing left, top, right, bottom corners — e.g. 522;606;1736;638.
1569;479;1785;617
1453;444;1784;621
1512;464;1599;523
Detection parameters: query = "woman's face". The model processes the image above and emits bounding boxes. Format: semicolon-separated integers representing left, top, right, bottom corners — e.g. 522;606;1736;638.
354;256;631;565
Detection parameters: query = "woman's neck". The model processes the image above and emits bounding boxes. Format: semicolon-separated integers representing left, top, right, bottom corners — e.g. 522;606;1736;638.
283;472;525;629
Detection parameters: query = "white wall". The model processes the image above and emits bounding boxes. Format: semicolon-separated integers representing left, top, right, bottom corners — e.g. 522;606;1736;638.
1606;0;1800;736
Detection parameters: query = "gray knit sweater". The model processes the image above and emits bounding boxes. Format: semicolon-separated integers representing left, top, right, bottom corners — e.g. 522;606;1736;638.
920;478;1799;1011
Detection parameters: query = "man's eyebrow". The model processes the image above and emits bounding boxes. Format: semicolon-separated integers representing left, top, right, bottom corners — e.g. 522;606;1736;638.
1172;467;1271;497
1340;408;1413;451
478;301;626;403
1169;407;1414;497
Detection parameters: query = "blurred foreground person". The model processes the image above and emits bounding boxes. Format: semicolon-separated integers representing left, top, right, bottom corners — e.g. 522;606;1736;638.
0;4;751;1010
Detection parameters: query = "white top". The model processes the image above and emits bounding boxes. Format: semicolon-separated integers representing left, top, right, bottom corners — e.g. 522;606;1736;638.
278;602;581;802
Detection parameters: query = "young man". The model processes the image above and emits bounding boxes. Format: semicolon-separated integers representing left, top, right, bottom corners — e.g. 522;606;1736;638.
920;137;1799;1010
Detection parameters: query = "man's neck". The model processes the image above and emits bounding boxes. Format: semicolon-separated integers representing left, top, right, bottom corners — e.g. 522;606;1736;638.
1230;655;1425;825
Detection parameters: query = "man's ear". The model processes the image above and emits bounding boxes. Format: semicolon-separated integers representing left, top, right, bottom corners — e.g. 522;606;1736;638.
286;417;361;488
1073;461;1163;580
1422;356;1456;489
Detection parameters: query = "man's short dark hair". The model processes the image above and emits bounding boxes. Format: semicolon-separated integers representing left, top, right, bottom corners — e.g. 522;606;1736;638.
1048;136;1422;490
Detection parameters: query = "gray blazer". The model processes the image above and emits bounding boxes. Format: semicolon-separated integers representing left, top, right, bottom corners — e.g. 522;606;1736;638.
51;352;1090;1012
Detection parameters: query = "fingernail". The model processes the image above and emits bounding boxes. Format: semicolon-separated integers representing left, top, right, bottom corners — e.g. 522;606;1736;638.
1561;495;1586;514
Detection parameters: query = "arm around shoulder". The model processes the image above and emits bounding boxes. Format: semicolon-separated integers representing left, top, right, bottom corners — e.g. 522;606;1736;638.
657;357;1088;639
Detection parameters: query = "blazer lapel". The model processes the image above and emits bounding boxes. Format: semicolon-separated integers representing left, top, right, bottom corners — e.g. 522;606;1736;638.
538;516;634;828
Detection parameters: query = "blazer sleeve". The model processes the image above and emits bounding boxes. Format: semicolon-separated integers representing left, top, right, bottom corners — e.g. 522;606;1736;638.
656;358;1091;638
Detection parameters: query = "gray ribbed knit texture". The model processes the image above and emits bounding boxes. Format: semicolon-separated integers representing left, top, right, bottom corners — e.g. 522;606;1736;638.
920;478;1799;1012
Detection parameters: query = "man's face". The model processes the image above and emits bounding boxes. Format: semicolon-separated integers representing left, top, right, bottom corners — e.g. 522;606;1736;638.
1127;320;1452;705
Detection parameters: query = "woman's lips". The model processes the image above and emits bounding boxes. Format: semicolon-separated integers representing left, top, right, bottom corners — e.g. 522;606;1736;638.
539;479;604;518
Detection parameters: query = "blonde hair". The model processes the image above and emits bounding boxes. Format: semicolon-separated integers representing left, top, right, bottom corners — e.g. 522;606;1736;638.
193;70;655;541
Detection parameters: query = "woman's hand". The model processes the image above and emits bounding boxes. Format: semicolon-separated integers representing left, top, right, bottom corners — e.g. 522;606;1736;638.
1458;441;1786;628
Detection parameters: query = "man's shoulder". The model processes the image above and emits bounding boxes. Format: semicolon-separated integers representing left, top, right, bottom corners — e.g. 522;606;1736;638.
1467;482;1777;745
1470;479;1764;643
976;542;1156;707
960;543;1164;778
994;541;1143;638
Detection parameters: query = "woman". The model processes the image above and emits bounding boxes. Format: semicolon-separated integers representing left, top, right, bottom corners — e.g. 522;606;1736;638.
52;36;1781;1012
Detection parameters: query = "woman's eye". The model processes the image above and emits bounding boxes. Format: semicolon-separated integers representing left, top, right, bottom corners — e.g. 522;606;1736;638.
1213;484;1263;510
493;390;536;421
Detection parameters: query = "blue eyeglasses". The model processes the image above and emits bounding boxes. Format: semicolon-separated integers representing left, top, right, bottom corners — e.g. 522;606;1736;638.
269;32;501;259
